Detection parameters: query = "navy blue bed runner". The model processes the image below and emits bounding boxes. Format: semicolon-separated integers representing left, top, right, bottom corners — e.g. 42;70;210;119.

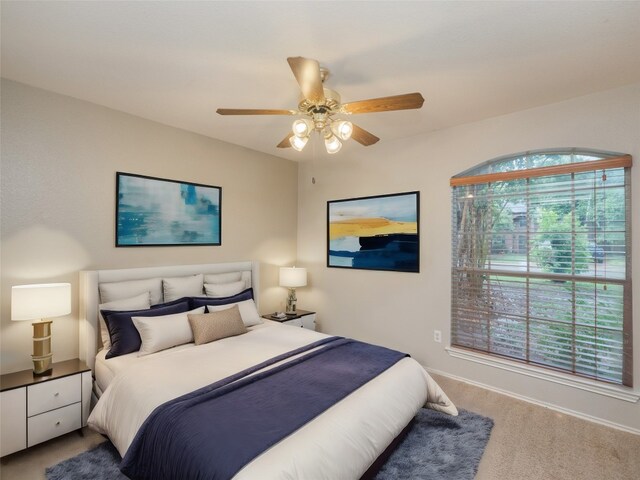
121;337;408;480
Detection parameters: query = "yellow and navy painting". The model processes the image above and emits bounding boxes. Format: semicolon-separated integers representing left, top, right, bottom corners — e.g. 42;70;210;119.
327;191;419;272
116;172;221;246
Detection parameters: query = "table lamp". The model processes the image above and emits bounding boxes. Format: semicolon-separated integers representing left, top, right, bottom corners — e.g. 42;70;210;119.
11;283;71;376
279;267;307;315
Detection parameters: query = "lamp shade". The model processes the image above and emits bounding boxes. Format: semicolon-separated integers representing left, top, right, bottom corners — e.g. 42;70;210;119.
279;267;307;288
11;283;72;321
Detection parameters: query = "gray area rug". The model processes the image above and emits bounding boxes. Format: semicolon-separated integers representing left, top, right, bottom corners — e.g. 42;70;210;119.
46;408;492;480
375;408;494;479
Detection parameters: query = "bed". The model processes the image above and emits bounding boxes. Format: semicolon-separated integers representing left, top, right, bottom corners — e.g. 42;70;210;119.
80;261;457;479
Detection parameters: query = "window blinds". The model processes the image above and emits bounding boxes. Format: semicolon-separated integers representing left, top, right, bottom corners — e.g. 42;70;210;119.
450;155;632;386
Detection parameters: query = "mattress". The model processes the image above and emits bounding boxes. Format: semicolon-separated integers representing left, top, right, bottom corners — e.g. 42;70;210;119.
89;321;457;479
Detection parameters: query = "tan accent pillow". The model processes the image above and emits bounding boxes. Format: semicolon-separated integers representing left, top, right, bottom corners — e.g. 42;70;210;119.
188;305;247;346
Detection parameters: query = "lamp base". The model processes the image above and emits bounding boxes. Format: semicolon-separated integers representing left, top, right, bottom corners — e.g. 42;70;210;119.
32;354;53;376
285;287;297;315
32;320;53;376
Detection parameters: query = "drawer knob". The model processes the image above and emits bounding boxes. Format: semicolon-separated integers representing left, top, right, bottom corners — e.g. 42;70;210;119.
55;421;61;426
54;392;60;397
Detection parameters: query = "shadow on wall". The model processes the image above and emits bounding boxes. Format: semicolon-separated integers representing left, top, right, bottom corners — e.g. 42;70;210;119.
3;225;92;280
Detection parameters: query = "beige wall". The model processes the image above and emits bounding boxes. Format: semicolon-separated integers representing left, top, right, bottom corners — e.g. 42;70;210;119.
0;80;298;374
3;77;639;431
297;83;640;431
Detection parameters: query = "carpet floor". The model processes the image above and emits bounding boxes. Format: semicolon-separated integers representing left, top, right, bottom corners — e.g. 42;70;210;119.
45;408;493;480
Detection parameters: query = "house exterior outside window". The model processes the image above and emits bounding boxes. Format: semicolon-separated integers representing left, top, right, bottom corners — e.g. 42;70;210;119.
450;149;633;386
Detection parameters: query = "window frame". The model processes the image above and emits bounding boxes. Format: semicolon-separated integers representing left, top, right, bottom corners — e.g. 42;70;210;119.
450;150;633;387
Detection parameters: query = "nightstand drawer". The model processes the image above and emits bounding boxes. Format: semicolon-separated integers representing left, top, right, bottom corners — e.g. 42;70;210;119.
27;402;81;447
27;375;81;416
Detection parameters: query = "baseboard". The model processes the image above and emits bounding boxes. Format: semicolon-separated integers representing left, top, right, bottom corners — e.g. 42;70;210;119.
424;366;640;436
445;346;639;402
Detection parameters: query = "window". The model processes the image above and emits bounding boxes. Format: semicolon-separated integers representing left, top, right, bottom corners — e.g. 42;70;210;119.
450;149;632;386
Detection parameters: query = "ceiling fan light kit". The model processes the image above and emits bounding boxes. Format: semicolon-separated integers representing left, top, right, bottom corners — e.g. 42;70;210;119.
216;56;425;155
291;117;352;155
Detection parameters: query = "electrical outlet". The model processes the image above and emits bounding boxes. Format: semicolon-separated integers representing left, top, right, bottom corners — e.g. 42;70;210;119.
434;330;442;343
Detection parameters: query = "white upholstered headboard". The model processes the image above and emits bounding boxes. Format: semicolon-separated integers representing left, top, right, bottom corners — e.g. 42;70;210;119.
79;261;259;371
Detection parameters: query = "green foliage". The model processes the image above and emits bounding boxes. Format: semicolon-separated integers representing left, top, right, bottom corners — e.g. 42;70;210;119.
532;209;589;274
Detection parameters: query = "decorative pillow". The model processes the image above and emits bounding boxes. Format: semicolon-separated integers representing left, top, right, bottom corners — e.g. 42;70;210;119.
204;280;246;298
163;274;204;302
188;305;247;346
99;278;163;305
190;288;253;309
206;299;262;327
132;307;205;356
203;272;242;284
151;296;191;309
102;300;190;359
98;292;151;349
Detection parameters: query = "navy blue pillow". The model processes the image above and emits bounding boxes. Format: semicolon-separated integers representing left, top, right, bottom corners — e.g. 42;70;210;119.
102;300;190;359
189;288;253;310
150;297;190;309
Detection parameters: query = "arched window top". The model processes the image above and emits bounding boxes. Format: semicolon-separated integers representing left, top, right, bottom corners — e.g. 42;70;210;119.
451;148;631;187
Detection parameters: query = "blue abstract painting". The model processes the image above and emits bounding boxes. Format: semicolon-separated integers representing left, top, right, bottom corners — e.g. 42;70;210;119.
327;191;419;272
116;172;221;246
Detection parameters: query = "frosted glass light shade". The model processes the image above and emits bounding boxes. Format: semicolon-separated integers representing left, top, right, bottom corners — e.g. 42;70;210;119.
11;283;72;321
292;118;313;137
324;134;342;154
289;135;309;151
279;267;307;288
331;120;353;140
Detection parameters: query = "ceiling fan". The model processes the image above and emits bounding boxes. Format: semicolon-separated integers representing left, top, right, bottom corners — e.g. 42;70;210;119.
216;57;425;154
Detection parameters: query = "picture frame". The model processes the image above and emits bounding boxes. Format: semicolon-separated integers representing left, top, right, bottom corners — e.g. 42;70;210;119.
116;172;222;247
327;191;420;272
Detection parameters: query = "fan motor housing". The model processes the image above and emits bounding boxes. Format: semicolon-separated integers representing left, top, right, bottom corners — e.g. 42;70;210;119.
298;88;341;114
298;88;342;130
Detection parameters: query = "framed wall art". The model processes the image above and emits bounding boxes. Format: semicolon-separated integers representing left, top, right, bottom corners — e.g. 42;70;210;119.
116;172;221;247
327;191;419;272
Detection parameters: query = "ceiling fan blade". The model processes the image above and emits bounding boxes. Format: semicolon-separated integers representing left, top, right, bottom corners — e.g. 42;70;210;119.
351;124;380;146
287;57;326;104
277;133;294;148
341;93;424;114
216;108;297;115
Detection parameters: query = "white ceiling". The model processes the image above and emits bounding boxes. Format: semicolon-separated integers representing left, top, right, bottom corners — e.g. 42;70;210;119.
3;1;640;162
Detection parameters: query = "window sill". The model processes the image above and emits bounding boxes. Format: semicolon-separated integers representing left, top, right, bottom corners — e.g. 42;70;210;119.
445;346;640;403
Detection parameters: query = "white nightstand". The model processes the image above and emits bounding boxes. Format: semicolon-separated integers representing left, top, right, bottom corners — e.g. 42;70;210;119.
262;310;316;331
0;359;92;457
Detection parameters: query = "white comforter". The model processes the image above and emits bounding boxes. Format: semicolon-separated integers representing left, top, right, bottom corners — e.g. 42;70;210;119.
89;322;457;479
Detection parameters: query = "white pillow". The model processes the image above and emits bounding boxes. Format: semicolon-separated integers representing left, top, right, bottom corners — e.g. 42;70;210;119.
100;278;163;305
204;272;242;284
163;274;204;302
99;292;151;349
206;299;262;327
132;307;205;356
204;280;246;298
